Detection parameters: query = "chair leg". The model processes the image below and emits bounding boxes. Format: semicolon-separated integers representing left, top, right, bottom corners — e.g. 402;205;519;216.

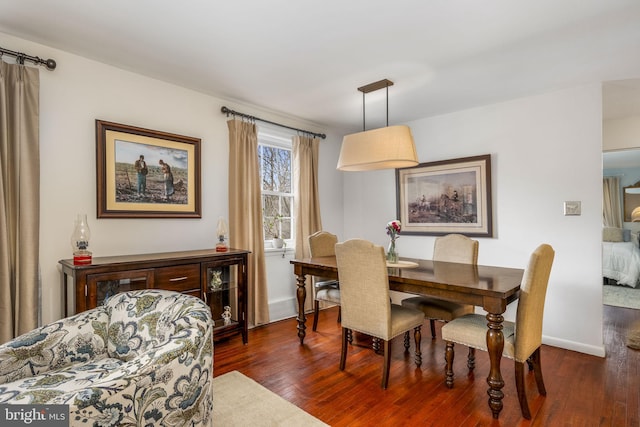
337;306;341;323
404;331;410;352
467;347;475;371
414;326;422;366
313;300;320;331
515;361;531;419
445;341;455;388
526;359;534;371
339;327;349;371
429;319;436;339
347;328;353;344
373;337;381;354
530;347;547;396
381;339;391;389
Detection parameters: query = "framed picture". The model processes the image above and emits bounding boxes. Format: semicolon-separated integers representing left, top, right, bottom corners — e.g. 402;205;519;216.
96;120;201;218
396;154;492;237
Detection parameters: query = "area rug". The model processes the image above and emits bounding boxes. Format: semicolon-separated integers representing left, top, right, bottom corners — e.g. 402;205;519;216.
212;371;329;426
603;285;640;310
627;320;640;350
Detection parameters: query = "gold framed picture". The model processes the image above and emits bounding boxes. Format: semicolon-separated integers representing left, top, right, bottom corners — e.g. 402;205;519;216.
96;120;201;218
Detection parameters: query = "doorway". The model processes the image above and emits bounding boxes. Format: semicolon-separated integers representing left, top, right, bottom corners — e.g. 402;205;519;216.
602;79;640;309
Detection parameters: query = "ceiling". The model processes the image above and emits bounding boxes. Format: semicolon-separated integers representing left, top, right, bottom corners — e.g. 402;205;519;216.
1;1;640;134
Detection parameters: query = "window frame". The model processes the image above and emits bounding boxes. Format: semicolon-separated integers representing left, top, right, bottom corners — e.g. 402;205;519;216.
257;127;295;248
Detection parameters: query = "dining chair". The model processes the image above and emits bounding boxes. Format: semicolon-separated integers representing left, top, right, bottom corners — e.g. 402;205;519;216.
308;230;341;332
441;243;555;419
401;234;478;338
335;238;424;389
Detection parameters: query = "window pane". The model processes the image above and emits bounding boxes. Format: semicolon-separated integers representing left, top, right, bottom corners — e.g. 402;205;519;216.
281;218;291;239
260;145;291;192
263;195;279;217
260;146;276;191
276;149;291;193
282;196;291;217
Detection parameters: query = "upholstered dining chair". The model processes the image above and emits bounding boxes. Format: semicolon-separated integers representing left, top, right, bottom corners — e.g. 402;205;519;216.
308;230;341;331
441;243;555;419
335;238;424;389
402;234;478;338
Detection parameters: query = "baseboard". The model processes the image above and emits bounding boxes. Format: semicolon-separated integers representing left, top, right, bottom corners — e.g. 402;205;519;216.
542;335;606;358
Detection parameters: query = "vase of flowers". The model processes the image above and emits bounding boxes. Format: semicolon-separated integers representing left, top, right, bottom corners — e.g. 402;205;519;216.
386;220;401;263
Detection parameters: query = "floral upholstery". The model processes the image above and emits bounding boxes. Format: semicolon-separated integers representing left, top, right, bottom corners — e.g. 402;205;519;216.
0;289;214;427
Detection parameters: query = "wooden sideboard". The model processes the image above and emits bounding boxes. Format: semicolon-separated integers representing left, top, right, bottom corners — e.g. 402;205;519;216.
59;248;250;344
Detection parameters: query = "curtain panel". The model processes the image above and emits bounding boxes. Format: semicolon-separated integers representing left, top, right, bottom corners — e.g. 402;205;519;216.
293;135;322;312
227;119;270;326
603;176;622;228
0;61;40;342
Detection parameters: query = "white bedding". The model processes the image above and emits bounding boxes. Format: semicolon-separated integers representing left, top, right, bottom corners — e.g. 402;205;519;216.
603;241;640;288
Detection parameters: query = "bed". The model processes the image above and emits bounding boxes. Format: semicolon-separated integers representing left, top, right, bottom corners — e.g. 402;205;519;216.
603;228;640;288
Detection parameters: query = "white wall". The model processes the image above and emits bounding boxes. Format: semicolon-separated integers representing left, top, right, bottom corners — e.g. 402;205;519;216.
343;84;606;356
0;32;344;325
264;248;297;321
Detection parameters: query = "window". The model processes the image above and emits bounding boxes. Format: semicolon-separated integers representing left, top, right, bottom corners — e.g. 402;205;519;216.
258;129;294;244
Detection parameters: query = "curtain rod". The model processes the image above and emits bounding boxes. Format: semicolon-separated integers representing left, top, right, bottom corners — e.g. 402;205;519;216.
0;46;57;70
221;106;326;139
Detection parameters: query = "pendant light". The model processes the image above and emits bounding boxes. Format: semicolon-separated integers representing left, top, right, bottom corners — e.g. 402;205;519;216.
337;79;418;171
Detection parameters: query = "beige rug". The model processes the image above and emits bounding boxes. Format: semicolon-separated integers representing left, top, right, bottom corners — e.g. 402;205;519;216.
627;320;640;350
603;285;640;310
212;371;329;426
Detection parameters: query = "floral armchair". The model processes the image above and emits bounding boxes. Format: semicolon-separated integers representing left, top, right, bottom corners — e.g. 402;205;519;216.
0;289;214;427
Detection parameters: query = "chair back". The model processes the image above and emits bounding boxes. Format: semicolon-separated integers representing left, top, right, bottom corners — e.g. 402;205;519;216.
433;234;479;264
335;239;391;338
105;289;213;361
308;231;338;257
514;244;555;361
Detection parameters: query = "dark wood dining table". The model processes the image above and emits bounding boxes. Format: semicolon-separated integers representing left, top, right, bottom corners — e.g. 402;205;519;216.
290;256;524;419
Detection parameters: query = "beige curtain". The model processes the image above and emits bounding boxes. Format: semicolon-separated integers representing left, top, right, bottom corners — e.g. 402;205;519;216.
0;61;40;343
227;119;270;326
293;135;322;312
603;176;622;228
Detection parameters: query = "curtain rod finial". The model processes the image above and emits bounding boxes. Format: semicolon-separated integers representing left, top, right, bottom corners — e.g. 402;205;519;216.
45;59;56;70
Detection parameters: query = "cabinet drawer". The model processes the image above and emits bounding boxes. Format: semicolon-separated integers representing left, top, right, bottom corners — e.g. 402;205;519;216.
155;264;200;292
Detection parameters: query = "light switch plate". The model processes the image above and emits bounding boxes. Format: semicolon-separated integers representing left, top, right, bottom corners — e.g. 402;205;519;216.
564;201;581;216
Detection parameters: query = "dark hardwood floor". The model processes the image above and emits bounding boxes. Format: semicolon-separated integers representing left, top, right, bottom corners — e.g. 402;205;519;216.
214;304;640;426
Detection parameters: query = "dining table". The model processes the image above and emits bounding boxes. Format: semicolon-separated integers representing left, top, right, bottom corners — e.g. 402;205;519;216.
290;255;524;419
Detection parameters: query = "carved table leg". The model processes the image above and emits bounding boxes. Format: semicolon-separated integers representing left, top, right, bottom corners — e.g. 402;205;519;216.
413;326;422;366
486;312;505;419
296;274;307;345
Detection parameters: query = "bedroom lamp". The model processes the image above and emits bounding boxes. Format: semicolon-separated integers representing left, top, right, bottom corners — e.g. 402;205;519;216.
632;207;640;222
337;79;418;172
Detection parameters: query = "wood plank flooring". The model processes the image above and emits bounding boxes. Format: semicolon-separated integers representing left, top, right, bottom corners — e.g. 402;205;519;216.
213;305;640;426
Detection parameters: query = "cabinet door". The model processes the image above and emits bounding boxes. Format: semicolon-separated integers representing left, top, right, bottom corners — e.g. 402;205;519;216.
205;265;237;326
203;259;245;341
86;269;154;307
